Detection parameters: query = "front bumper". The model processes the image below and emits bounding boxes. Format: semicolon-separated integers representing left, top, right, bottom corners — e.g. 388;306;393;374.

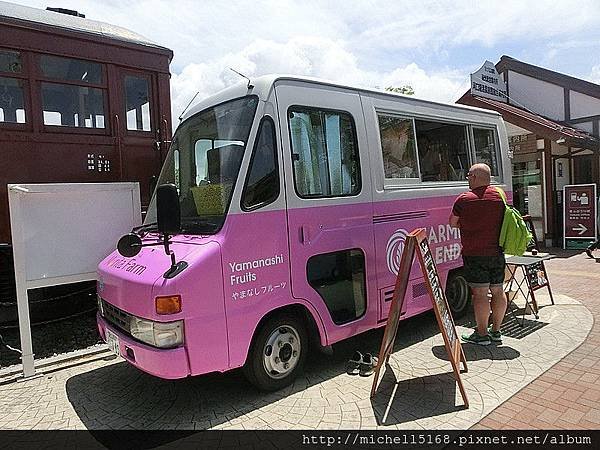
97;313;190;379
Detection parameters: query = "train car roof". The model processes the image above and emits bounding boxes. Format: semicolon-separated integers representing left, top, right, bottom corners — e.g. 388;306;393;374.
181;74;503;123
0;1;172;55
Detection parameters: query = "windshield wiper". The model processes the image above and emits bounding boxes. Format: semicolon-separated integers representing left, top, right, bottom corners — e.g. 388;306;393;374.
180;218;220;233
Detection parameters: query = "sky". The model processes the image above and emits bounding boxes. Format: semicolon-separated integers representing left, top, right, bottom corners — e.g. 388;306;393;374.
11;0;600;124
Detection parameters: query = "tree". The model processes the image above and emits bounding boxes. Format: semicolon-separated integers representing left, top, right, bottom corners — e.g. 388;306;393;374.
385;85;415;95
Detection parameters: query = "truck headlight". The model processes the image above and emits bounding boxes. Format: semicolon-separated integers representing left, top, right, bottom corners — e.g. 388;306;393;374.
129;317;184;348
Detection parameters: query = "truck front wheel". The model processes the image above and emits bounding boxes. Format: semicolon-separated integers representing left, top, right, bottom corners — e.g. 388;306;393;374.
243;313;308;391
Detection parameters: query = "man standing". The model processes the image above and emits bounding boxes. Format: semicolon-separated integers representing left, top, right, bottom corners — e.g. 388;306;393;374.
585;192;600;258
449;163;506;345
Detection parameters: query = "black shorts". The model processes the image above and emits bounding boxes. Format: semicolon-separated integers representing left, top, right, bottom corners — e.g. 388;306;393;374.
462;254;505;288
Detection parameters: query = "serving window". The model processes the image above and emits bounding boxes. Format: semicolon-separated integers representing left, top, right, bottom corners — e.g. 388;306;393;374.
375;109;502;187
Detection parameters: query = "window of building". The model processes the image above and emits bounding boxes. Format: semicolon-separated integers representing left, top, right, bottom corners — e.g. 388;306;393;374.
288;107;360;198
0;50;26;124
415;119;469;182
125;76;151;131
473;127;500;176
39;55;106;129
242;116;280;210
377;114;419;179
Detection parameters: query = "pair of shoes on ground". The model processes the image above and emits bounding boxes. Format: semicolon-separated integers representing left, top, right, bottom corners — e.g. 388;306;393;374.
461;326;502;345
346;351;378;376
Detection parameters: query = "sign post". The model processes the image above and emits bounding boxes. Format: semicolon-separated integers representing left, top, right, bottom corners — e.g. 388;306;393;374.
470;60;508;103
8;183;141;378
371;229;469;408
563;184;597;249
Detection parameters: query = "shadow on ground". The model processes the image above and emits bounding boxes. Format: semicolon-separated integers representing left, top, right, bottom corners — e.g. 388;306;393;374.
66;311;458;434
370;364;466;425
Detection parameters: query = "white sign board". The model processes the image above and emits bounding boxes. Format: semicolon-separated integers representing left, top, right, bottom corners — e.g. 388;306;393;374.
470;60;508;103
8;183;141;377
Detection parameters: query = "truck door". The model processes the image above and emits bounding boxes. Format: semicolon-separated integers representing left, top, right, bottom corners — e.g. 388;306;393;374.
275;81;377;344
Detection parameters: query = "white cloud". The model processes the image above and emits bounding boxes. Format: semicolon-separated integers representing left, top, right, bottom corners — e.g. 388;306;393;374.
590;65;600;84
11;0;600;124
13;0;600;71
170;37;468;124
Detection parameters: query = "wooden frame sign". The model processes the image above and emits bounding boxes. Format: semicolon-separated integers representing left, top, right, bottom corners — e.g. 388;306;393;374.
371;228;469;408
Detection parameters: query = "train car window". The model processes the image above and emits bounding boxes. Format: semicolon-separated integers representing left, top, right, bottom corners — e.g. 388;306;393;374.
39;55;106;129
0;50;26;124
0;50;22;74
40;55;103;84
125;76;151;131
41;82;105;128
0;77;26;123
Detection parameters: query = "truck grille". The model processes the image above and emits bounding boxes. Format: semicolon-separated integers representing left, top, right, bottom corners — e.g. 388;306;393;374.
101;299;132;334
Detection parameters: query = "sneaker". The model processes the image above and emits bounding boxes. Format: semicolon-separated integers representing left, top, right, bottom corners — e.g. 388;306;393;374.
487;326;502;342
461;330;491;345
586;248;594;258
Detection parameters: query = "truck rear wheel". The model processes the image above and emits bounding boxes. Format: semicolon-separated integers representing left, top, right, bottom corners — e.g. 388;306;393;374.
445;270;471;317
243;313;308;391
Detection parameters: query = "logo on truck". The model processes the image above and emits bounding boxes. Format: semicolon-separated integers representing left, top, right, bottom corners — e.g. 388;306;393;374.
386;229;409;276
386;226;462;275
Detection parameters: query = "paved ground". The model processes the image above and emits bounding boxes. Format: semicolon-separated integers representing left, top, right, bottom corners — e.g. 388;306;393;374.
0;249;598;431
474;249;600;430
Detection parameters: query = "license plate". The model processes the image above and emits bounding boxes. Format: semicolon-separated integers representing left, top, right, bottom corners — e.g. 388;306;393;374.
106;329;121;357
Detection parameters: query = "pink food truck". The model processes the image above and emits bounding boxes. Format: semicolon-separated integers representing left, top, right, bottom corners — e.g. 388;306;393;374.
97;75;511;390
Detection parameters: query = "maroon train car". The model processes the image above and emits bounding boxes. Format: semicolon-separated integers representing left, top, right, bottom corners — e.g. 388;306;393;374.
0;2;173;323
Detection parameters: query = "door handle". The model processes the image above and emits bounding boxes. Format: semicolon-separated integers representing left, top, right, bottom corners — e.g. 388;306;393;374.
299;225;309;244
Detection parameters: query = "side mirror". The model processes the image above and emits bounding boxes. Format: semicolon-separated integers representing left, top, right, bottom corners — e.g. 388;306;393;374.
117;233;142;257
157;183;181;234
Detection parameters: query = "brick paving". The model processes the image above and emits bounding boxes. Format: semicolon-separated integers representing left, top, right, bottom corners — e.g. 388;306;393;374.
0;248;598;431
474;249;600;430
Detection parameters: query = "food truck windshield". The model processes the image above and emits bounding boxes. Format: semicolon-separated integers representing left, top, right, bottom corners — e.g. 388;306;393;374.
145;95;259;234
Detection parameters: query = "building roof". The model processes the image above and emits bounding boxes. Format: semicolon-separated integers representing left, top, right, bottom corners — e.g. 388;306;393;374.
457;92;599;150
497;55;600;100
0;1;171;55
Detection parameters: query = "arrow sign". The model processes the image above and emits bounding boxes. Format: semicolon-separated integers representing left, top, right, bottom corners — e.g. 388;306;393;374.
573;224;588;235
563;184;596;247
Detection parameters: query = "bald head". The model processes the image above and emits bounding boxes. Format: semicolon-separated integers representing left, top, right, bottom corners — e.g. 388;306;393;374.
468;163;491;189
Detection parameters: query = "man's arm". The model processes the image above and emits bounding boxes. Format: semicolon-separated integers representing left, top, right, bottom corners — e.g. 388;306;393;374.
449;213;460;229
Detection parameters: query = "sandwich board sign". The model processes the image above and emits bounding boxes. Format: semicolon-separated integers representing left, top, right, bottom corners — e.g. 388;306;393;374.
371;228;469;408
563;184;597;249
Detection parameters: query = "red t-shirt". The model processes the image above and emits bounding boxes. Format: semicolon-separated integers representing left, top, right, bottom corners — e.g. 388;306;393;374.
452;185;505;256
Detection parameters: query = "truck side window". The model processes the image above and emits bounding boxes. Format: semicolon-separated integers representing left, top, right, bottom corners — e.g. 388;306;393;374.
377;114;419;179
415;119;469;182
241;116;279;210
288;107;361;198
473;127;500;176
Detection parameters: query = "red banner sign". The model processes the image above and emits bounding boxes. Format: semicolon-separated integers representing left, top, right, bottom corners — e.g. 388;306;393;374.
564;184;597;241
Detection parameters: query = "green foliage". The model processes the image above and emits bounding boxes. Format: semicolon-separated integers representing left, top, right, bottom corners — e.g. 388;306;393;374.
385;85;415;96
